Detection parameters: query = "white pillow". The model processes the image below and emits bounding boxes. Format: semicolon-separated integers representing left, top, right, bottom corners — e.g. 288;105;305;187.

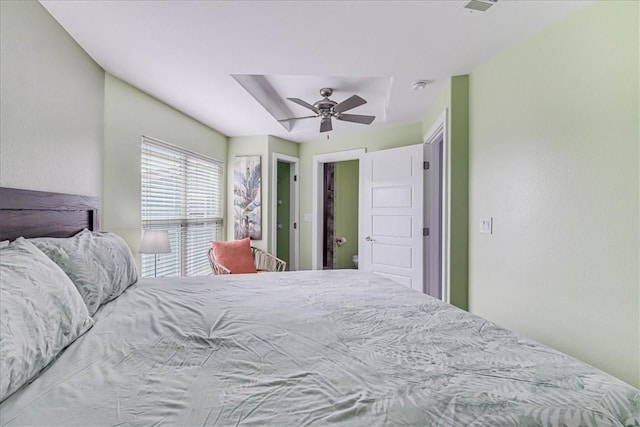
30;230;138;315
0;240;9;249
0;238;94;402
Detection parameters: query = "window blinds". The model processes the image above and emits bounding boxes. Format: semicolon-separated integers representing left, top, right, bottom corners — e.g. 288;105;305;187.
141;136;223;277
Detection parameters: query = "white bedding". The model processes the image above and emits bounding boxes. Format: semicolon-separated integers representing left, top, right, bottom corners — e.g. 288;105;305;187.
1;270;638;426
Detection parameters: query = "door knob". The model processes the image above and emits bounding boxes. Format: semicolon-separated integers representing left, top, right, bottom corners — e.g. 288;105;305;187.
365;236;374;242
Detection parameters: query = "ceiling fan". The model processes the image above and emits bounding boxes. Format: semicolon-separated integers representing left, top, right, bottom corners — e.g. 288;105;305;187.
279;88;375;133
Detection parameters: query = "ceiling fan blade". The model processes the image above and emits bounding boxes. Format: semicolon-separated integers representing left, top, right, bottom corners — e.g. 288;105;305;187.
278;115;317;122
320;116;333;133
333;95;366;113
287;98;319;114
336;113;376;125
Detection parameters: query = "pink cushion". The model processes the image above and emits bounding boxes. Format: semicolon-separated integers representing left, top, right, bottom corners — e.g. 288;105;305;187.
210;237;257;274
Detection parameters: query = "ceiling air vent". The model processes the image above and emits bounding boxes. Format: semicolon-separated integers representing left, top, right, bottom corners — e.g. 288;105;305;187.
464;0;497;12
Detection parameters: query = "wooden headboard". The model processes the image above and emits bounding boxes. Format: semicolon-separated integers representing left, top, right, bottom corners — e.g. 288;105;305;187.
0;187;99;241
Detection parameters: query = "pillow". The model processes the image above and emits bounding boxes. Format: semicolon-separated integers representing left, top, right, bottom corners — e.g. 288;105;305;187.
30;229;138;316
0;238;94;402
210;237;257;274
0;240;9;249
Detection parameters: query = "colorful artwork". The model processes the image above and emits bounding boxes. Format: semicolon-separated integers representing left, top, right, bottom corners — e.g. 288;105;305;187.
233;156;262;240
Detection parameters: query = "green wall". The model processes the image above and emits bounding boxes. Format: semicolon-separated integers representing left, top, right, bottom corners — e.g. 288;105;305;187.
269;135;299;159
422;79;450;138
334;160;359;269
104;73;227;262
298;123;423;269
449;76;469;310
0;0;104;198
467;1;639;387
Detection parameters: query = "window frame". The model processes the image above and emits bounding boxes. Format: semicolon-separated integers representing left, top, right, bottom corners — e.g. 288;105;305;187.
141;136;224;277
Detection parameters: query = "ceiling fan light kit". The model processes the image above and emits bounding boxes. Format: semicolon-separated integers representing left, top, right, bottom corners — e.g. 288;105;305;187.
279;87;376;133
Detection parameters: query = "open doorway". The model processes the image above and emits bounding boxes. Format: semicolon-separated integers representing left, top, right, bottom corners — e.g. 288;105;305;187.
312;149;365;270
322;160;359;270
271;153;299;270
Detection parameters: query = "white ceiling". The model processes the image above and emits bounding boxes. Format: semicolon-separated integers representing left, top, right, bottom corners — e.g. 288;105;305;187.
41;0;591;143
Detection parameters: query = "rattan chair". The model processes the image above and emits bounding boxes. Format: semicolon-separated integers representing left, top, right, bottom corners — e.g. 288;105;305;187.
208;246;286;275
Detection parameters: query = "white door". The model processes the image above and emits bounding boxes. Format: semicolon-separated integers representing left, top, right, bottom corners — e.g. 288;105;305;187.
360;144;424;291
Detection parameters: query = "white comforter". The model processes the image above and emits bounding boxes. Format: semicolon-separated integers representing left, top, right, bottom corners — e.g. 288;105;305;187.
1;270;638;426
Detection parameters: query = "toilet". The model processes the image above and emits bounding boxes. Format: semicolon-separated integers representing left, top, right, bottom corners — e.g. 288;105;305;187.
352;254;359;269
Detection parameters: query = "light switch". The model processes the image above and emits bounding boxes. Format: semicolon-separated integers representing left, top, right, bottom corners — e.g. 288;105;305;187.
304;213;313;222
480;217;493;234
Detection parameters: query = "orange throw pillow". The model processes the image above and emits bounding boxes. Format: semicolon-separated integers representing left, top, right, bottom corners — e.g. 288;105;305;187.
210;237;257;274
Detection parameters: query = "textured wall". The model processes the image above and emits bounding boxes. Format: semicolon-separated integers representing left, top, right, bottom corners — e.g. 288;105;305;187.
0;1;104;198
468;1;639;387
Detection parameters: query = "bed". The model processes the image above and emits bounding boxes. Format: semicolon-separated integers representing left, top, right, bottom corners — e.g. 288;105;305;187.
1;187;638;426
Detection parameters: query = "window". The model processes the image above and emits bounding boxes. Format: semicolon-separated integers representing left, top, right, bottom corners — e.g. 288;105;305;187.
141;136;223;277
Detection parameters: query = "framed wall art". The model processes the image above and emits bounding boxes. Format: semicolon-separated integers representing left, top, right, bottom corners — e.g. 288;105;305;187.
233;155;262;240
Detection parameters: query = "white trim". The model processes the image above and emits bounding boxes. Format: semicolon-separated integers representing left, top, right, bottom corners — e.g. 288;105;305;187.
424;113;445;145
311;149;366;270
423;108;449;303
271;153;300;271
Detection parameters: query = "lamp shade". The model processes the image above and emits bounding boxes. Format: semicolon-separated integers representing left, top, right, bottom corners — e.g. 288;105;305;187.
139;230;171;254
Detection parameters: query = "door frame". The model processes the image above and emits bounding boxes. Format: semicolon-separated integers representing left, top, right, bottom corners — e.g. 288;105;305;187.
271;153;300;271
423;108;449;302
311;149;366;270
